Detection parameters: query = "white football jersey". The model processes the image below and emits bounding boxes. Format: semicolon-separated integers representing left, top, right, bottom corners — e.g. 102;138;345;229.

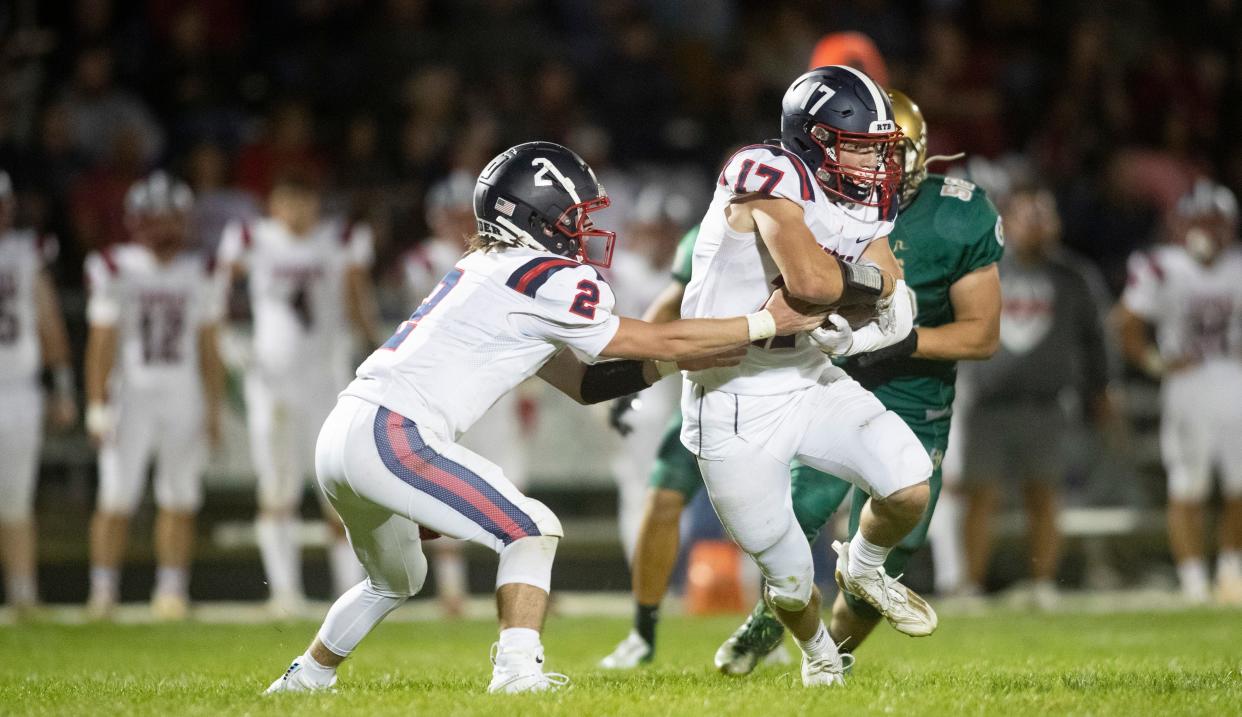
218;217;373;382
1123;245;1242;364
344;246;621;442
0;230;54;385
681;143;895;395
85;244;218;392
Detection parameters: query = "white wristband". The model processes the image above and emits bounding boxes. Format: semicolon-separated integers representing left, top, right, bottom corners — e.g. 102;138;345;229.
655;360;679;378
86;402;113;437
745;310;776;342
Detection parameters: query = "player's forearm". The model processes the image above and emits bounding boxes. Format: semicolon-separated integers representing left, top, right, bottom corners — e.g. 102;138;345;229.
198;326;225;413
346;268;382;347
1116;308;1163;376
912;320;999;361
603;316;753;362
84;327;117;405
35;272;73;369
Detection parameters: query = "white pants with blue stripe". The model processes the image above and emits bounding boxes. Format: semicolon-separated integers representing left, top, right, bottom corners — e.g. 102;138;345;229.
315;395;559;597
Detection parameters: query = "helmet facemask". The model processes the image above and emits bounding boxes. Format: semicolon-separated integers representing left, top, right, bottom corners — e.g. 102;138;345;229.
806;122;903;215
549;194;616;268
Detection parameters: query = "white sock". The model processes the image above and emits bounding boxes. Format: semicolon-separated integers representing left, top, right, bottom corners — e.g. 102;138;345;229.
1177;558;1210;600
257;516;300;597
153;567;188;598
794;621;834;659
1217;551;1242;582
316;580;407;656
297;650;337;684
848;536;891;579
328;539;365;597
498;627;542;654
433;547;468;602
89;567;119;603
5;574;37;606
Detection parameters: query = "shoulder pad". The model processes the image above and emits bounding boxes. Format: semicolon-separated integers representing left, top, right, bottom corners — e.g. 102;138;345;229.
717;144;815;203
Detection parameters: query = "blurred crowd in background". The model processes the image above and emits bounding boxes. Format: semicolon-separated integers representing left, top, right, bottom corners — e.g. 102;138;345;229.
2;0;1242;609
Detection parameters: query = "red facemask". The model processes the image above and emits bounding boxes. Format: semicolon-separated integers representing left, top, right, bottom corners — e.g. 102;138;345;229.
807;123;903;216
554;195;616;268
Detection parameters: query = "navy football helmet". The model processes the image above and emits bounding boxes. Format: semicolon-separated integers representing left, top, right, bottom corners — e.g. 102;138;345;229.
474;141;616;267
781;65;903;216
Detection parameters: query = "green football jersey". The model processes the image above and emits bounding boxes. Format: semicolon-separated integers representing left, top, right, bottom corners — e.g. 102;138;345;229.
845;173;1004;423
671;225;699;286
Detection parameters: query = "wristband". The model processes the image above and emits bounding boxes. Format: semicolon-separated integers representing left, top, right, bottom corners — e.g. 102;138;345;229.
745;310;776;341
655;360;679;378
86;402;112;436
837;258;884;302
53;366;75;400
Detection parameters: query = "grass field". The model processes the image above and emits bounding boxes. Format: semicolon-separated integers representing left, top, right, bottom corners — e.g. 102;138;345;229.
1;609;1239;716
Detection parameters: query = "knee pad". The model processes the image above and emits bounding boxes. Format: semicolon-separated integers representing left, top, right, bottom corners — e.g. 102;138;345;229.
756;521;814;612
517;497;563;539
496;534;559;592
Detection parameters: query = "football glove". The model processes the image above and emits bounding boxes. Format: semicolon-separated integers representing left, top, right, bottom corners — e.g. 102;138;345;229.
608;393;639;436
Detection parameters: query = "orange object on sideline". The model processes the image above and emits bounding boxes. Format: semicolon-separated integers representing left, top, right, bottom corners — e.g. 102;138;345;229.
808;32;890;86
685;540;746;615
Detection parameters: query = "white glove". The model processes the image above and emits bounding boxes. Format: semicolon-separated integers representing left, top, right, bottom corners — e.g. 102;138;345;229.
86;402;114;443
808;314;854;356
818;280;917;358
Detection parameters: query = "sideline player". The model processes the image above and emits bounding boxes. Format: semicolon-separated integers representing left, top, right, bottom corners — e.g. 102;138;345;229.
1118;179;1242;604
713;91;1003;672
263;141;824;695
0;171;76;617
678;66;936;688
217;174;378;614
84;173;224;620
403;171;529;617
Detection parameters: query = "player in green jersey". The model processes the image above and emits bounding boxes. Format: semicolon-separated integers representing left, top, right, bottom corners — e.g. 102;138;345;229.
712;90;1004;674
599;91;1003;671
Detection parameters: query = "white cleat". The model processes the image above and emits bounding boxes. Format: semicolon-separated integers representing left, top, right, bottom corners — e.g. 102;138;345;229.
264;657;337;694
488;643;569;694
801;650;853;687
833;540;938;637
150;593;190;622
598;630;652;670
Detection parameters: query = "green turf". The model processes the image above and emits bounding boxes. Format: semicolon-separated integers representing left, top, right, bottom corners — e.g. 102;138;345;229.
0;609;1238;716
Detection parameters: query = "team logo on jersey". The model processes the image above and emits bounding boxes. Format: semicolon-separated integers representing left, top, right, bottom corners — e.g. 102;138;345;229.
494;197;517;217
994;216;1005;246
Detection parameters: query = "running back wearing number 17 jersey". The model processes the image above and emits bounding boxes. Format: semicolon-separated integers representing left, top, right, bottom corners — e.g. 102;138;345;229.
344;246;621;444
681;144;895;396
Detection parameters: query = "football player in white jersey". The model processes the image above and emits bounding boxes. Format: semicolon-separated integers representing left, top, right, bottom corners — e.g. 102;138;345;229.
264;141;822;695
217;174;378;614
0;171;76;617
678;66;937;686
84;173;224;620
403;170;530;618
1119;179;1242;605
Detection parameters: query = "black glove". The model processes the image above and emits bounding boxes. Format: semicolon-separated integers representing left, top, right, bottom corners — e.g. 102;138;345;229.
608;393;640;436
853;329;918;368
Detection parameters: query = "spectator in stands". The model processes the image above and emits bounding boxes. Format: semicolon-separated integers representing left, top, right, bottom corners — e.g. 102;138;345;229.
958;184;1118;609
60;46;164;168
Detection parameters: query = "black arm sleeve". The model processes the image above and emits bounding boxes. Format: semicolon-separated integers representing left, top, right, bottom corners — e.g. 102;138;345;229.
580;360;654;404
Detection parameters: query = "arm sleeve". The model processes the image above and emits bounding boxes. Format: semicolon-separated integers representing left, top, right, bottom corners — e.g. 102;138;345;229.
84;252;120;327
1120;251;1163;320
346;222;375;268
512;264;621;361
718;147;816;208
670;226;699;285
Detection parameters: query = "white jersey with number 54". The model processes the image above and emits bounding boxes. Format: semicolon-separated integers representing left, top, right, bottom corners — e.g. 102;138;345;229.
218;218;373;384
344;246;621;443
681;143;896;395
